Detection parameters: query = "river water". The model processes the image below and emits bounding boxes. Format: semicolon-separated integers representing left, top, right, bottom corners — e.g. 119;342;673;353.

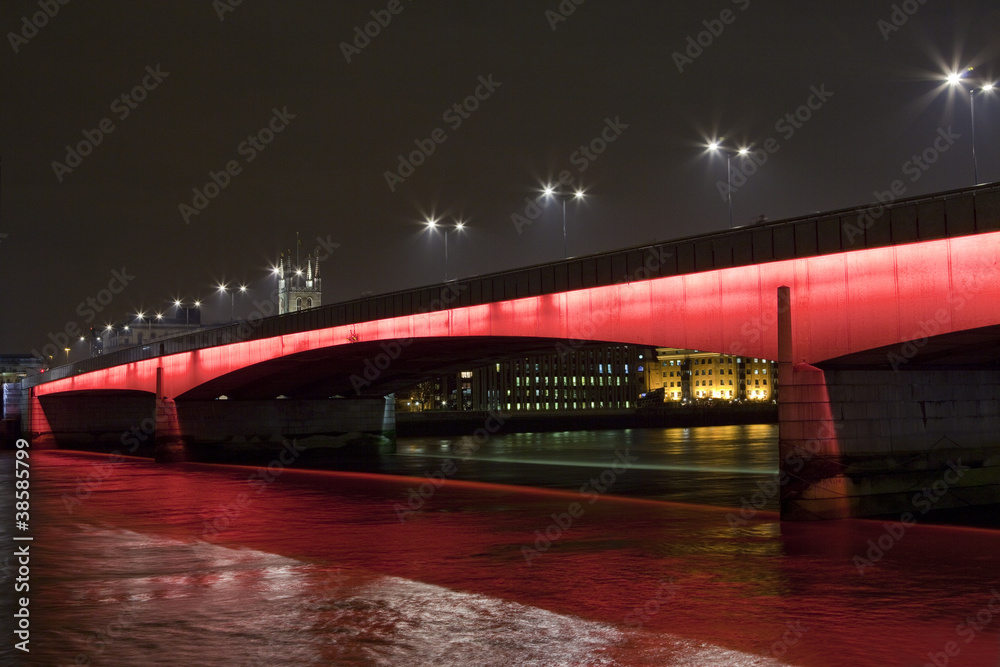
3;424;1000;666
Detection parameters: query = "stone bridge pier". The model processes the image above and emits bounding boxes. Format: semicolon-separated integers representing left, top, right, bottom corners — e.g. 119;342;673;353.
23;390;395;465
777;286;1000;520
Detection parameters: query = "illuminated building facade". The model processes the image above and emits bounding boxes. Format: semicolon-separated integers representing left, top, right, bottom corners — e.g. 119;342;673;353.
277;252;322;314
643;348;777;402
398;344;644;412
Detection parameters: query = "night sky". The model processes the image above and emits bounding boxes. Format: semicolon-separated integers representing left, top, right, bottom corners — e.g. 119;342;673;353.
2;1;999;359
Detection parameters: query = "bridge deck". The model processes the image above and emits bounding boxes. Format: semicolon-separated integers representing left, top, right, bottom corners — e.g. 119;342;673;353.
24;182;1000;388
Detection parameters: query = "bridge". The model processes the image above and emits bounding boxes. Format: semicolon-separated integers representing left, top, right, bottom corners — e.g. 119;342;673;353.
19;183;1000;520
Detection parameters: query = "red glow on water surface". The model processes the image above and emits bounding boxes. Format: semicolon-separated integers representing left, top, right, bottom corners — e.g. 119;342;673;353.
26;450;1000;667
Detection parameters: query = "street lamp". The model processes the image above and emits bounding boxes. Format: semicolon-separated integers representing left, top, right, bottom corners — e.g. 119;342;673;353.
946;67;997;185
64;347;70;363
217;284;236;322
424;217;467;280
238;285;247;318
134;311;151;336
707;141;750;228
542;185;585;259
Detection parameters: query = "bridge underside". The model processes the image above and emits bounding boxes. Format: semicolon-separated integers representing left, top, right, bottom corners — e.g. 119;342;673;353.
780;324;1000;520
177;336;614;400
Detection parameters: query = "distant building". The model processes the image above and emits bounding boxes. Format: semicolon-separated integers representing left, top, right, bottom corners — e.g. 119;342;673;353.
100;308;202;353
398;344;646;412
277;251;321;314
0;354;45;383
643;348;777;402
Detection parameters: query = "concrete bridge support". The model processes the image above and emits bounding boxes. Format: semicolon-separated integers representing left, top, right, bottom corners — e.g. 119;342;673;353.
778;287;1000;520
22;390;395;465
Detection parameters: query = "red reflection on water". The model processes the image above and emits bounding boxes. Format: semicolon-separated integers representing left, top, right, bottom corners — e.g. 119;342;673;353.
27;451;1000;667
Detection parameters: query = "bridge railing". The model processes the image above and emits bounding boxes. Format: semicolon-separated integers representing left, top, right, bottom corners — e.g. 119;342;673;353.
23;182;1000;389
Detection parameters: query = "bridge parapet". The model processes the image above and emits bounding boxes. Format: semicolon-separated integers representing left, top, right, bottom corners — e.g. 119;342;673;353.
24;183;1000;390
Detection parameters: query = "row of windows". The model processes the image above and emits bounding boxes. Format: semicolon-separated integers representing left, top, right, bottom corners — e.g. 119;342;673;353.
514;376;626;386
663;357;763;366
663;367;768;377
506;401;633;410
666;379;769;387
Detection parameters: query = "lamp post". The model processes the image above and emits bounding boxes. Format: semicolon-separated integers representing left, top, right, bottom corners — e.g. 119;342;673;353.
424;217;466;280
218;284;244;322
238;285;247;319
174;299;198;326
446;220;465;280
707;142;750;228
946;68;996;185
542;185;585;259
134;311;151;336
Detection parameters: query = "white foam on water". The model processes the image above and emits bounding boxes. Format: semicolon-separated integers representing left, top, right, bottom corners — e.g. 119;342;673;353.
36;526;795;666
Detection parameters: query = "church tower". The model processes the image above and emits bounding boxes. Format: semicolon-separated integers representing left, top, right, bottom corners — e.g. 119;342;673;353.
277;241;322;314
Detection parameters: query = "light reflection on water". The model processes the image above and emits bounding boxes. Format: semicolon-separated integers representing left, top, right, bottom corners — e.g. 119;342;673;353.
3;425;1000;667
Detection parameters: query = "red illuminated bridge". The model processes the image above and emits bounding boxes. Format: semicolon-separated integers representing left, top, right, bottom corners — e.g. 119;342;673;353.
19;183;1000;520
